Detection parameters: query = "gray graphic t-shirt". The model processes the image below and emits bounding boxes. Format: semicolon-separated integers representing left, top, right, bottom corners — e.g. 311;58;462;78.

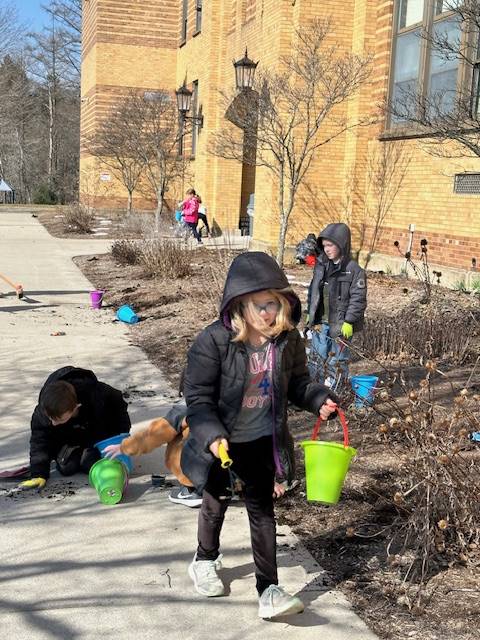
230;341;274;443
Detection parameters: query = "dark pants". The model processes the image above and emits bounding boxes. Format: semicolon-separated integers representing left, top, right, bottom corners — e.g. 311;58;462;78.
56;445;101;476
197;213;210;235
196;436;277;595
186;221;202;242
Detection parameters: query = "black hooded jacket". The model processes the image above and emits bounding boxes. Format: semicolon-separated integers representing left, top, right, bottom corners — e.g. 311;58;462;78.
29;367;131;479
307;223;367;337
181;251;335;493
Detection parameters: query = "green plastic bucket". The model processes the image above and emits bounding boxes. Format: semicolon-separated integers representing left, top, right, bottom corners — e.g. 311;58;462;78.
88;458;127;505
301;408;356;504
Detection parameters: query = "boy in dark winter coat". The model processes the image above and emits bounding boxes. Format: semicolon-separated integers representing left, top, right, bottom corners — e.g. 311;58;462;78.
181;251;338;619
19;366;131;490
306;223;367;388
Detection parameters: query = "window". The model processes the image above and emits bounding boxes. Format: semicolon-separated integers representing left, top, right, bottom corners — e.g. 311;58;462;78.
191;80;199;156
471;38;480;118
181;0;188;43
195;0;202;33
389;0;461;126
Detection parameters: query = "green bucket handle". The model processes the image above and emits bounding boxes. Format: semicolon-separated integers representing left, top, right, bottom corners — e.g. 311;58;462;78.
311;405;350;447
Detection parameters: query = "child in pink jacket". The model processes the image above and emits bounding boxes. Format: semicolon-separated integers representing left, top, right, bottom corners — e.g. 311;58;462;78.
180;188;202;244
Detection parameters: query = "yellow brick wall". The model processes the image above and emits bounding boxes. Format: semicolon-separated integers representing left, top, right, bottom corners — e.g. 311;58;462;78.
80;0;480;270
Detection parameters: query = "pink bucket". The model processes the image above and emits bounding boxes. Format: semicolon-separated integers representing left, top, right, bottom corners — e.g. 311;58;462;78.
90;290;104;309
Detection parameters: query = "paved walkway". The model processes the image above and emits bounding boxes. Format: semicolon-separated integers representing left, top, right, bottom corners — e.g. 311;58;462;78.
0;211;377;640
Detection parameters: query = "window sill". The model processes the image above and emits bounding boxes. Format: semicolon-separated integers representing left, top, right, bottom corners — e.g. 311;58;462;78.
193;30;201;37
379;127;434;142
179;39;186;49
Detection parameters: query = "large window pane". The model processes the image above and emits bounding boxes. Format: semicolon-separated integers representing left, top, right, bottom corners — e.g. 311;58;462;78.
398;0;424;30
392;29;422;119
428;18;460;113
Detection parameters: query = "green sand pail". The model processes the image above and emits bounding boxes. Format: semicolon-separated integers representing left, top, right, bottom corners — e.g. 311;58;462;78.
301;408;356;504
89;458;127;505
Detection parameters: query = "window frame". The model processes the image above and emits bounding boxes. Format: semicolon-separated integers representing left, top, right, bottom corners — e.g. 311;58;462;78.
180;0;188;45
194;0;202;35
386;0;466;133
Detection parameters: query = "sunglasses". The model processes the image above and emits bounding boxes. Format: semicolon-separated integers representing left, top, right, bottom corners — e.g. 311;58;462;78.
251;301;281;313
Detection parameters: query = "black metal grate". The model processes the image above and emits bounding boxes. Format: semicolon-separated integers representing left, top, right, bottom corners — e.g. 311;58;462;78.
454;172;480;194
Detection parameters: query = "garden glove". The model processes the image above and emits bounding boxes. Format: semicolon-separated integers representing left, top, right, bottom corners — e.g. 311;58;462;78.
341;322;353;340
19;477;46;490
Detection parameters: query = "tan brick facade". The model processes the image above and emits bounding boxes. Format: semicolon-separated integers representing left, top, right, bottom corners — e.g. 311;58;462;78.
81;0;480;271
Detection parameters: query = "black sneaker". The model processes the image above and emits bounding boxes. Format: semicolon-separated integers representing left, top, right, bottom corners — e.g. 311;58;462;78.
169;486;203;508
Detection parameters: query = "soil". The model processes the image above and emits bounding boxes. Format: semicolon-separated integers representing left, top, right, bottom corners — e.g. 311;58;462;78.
37;207;175;240
75;249;480;640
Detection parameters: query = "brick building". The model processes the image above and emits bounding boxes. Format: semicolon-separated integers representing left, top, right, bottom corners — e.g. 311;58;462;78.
80;0;480;276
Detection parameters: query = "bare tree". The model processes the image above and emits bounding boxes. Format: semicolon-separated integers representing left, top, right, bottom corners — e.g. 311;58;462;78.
0;55;40;202
210;18;371;265
27;5;80;194
133;92;190;232
361;142;411;266
387;1;480;158
43;0;81;75
85;90;188;227
0;2;24;58
84;93;148;216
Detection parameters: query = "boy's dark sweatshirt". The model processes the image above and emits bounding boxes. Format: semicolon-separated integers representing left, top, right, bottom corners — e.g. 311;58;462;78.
29;366;131;479
307;223;367;338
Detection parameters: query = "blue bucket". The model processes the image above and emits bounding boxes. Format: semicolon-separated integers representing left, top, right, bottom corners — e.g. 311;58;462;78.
117;304;139;324
95;433;133;474
175;210;182;222
350;375;379;408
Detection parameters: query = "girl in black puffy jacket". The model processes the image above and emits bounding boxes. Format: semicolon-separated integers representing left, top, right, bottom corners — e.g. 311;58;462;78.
182;251;337;620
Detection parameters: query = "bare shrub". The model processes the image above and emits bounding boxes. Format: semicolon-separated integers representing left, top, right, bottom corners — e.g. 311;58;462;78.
139;239;192;279
111;239;141;266
360;363;480;608
120;213;154;238
358;306;479;364
201;235;246;316
63;203;95;233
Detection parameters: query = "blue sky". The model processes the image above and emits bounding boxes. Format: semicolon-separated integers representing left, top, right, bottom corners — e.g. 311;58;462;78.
15;0;50;30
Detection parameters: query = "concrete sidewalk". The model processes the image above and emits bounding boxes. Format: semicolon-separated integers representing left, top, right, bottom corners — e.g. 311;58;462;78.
0;212;377;640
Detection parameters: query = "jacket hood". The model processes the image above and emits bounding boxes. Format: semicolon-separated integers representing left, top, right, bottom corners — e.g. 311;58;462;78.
317;223;352;266
220;251;302;324
39;367;98;402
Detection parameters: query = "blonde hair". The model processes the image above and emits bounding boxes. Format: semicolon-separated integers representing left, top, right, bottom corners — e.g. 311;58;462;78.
230;288;295;343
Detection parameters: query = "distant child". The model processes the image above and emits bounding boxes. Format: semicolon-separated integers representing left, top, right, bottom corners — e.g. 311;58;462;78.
306;223;367;388
181;251;337;619
196;195;211;238
179;188;202;244
20;366;131;490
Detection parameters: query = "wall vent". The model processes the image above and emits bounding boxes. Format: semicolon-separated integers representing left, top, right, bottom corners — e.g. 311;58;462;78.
454;172;480;194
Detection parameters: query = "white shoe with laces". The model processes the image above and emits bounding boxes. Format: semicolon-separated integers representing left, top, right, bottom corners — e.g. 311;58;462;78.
188;554;224;597
258;584;304;619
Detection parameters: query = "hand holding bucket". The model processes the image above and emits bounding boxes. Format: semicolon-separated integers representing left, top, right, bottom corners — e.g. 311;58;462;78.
301;407;356;504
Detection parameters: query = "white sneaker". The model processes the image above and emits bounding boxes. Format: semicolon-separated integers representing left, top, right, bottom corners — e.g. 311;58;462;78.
169;486;203;508
188;554;224;597
258;584;304;619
